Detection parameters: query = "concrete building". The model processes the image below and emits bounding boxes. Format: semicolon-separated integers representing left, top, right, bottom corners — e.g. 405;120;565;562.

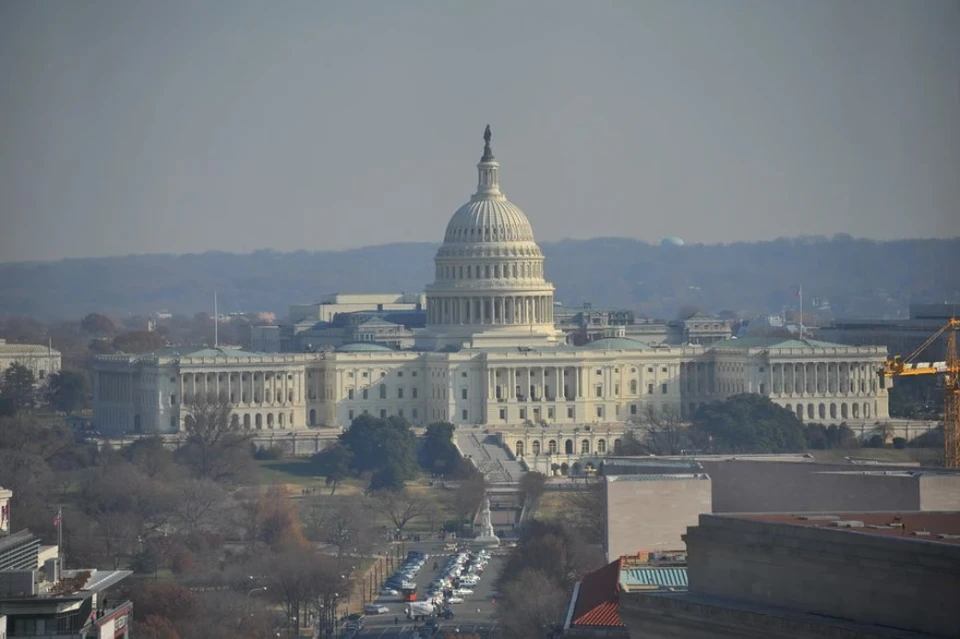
819;302;960;360
620;511;960;638
604;473;711;562
701;459;960;514
0;339;60;382
0;487;132;639
92;129;890;436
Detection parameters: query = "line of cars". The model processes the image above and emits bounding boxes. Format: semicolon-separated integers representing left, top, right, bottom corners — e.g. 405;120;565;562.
424;549;491;607
380;550;429;598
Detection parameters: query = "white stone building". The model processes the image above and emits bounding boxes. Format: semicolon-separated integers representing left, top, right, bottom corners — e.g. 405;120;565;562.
91;129;890;436
0;338;61;381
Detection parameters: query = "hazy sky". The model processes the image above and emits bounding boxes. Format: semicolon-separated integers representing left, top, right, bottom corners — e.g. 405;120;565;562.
2;0;958;263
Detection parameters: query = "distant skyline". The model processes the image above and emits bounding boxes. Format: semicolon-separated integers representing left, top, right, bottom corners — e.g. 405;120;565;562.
2;0;958;263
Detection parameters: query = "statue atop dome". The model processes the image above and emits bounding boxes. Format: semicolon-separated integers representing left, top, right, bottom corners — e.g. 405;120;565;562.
481;124;495;161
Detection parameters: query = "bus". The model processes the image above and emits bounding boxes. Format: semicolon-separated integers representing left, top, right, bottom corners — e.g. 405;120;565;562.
402;587;418;602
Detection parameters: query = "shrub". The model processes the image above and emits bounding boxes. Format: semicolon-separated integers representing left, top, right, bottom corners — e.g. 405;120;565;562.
865;434;885;448
892;437;907;450
253;445;285;460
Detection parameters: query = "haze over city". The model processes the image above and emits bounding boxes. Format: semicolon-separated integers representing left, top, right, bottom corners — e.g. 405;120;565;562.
2;0;959;263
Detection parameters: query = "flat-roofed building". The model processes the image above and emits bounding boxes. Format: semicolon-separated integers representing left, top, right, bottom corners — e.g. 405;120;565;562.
620;511;960;638
0;339;61;382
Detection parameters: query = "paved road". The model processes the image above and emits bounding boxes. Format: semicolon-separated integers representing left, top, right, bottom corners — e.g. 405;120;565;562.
355;540;504;638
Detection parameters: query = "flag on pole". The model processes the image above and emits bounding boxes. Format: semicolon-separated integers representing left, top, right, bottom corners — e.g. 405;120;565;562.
796;285;803;297
53;511;61;527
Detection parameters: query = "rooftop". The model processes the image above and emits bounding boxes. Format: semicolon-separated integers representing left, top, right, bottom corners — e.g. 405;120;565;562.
725;511;960;545
708;336;872;351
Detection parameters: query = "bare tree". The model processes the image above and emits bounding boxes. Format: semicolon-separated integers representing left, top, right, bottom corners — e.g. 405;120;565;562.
173;479;229;534
563;480;604;544
629;404;691;456
452;475;487;534
178;393;254;483
322;499;375;557
497;569;568;639
379;489;429;536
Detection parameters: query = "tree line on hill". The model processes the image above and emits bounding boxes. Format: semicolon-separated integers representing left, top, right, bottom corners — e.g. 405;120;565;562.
1;236;957;320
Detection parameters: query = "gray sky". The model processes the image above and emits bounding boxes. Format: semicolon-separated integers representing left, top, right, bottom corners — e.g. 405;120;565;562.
2;0;958;263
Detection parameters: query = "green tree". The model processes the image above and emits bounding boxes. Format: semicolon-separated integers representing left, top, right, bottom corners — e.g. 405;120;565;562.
0;362;36;414
368;462;406;493
690;394;806;454
518;471;547;506
310;443;353;495
112;330;165;354
80;313;116;335
339;414;418;478
421;421;461;475
46;370;89;413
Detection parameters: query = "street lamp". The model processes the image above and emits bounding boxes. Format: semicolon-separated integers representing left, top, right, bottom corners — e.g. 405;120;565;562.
241;587;267;630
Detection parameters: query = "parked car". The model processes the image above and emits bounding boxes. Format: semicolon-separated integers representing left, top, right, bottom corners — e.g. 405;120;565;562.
380;587;400;596
364;604;390;614
446;596;464;604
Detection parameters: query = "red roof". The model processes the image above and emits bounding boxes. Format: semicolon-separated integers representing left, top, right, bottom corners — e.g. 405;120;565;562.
570;558;626;628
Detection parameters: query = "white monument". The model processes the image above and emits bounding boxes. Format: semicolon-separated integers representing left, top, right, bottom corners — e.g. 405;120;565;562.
475;496;500;547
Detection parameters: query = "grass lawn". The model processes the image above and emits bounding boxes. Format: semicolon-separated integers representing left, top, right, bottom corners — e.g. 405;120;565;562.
529;491;568;521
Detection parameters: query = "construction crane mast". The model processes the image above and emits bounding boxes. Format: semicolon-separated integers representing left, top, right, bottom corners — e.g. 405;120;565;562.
882;318;960;468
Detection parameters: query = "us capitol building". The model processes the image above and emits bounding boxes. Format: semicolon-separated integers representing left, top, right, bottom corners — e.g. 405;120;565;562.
92;129;890;440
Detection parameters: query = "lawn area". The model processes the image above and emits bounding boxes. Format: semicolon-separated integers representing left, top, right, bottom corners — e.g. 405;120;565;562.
805;447;943;466
256;458;321;486
529;490;568;521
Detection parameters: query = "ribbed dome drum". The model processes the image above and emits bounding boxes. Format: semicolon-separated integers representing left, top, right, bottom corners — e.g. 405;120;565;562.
443;198;536;244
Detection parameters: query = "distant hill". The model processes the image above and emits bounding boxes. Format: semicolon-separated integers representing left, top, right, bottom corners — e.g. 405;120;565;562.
1;236;957;321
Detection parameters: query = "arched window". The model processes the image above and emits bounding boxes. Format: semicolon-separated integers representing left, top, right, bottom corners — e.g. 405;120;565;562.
841;403;849;419
230;414;239;428
243;414;251;429
818;404;826;419
807;404;814;420
255;414;263;429
597;439;606;453
581;439;590;454
267;413;274;428
288;390;294;402
279;413;285;427
863;402;870;418
830;403;837;420
515;441;524;457
548;440;558;454
796;405;803;419
532;440;541;455
852;403;860;418
613;439;622;453
565;439;574;454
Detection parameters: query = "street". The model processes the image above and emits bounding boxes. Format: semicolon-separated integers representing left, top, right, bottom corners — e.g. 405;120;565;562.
355;539;505;638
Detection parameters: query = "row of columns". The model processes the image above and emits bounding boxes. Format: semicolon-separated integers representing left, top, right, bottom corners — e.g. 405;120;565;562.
436;261;543;281
428;294;554;326
180;370;305;406
486;366;585;401
770;361;879;396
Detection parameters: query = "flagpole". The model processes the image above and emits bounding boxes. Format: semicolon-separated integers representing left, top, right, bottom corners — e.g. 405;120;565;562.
214;292;219;348
799;285;804;340
57;505;63;571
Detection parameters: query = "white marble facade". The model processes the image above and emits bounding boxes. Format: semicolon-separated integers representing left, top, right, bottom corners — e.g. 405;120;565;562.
91;130;889;435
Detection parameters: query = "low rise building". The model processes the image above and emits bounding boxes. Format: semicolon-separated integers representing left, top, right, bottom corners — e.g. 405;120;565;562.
0;339;61;382
620;511;960;638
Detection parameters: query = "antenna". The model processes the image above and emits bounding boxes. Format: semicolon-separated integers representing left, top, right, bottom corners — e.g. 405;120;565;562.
214;291;219;348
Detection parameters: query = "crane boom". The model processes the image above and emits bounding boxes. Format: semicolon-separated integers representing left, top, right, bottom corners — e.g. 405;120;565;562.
882;317;960;468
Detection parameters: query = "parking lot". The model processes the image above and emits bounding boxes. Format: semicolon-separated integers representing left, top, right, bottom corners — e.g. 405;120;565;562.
353;540;504;638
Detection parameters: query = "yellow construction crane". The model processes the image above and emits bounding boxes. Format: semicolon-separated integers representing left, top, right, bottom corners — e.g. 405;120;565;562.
882;317;960;468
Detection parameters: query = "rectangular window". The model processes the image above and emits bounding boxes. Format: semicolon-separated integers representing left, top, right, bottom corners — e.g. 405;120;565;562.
614;384;620;396
170;394;177;406
567;406;575;419
379;385;387;399
412;387;418;399
462;409;468;420
630;404;637;415
595;386;602;398
412;371;417;377
362;372;368;378
380;409;387;419
647;367;653;373
597;406;603;418
519;408;526;420
348;410;354;420
596;369;603;375
500;408;506;420
412;408;418;419
348;389;355;400
648;383;654;394
398;387;404;399
548;408;554;419
462;372;467;378
462;388;468;400
759;383;766;395
398;371;403;377
362;388;369;399
661;383;668;394
661;367;667;373
398;409;404;418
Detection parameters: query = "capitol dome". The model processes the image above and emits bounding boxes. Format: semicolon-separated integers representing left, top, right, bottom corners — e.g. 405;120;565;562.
417;126;564;350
